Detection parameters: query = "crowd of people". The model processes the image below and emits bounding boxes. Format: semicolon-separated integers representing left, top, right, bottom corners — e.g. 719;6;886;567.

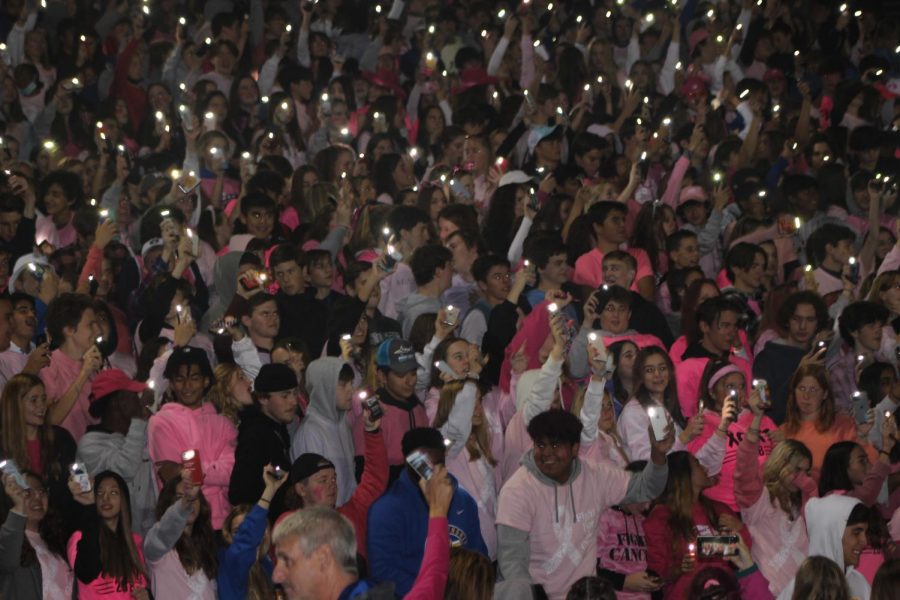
0;0;899;598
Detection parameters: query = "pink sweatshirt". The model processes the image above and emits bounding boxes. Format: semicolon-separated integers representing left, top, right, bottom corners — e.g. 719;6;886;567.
596;507;653;600
573;247;654;293
41;349;97;442
146;402;237;528
733;433;816;597
67;531;147;600
687;409;776;511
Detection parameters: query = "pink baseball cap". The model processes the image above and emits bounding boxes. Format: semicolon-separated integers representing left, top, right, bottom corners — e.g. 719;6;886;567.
677;185;709;209
688;28;710;55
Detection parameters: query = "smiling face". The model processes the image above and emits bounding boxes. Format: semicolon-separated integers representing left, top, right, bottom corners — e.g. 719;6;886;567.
170;364;209;409
43;183;70;217
21;384;47;429
842;520;868;568
297;467;338;508
443;340;470;378
641;353;670;396
533;437;578;484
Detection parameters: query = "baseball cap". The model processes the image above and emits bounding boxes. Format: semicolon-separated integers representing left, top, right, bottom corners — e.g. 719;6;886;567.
677;185;709;208
289;453;335;484
527;124;563;155
375;338;417;374
255;363;298;393
89;369;147;417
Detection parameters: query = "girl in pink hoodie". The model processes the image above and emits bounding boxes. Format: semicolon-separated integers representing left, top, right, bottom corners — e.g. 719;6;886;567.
687;361;777;511
733;389;817;598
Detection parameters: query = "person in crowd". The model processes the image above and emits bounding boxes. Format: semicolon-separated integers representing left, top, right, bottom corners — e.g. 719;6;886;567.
273;463;454;600
147;346;236;529
497;409;672;599
395;244;455;338
229;362;295;517
601;250;674;348
218;465;286;600
789;556;853;600
367;427;486;596
142;473;217;599
781;363;878;480
777;496;873;600
77;369;157;535
819;427;897;511
0;471;73;599
67;470;149;600
830;301;893;414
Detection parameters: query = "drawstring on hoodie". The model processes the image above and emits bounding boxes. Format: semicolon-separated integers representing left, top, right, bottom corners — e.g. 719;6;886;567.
553;481;578;524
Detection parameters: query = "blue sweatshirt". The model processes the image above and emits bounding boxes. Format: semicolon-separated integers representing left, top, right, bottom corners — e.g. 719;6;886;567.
367;469;486;595
216;504;273;600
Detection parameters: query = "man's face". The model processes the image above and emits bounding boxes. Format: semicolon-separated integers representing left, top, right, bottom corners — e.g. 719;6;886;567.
576;148;602;177
787;303;818;346
810;142;831;169
261;390;296;423
827;239;853;266
536;137;562;163
854;321;884;353
792;187;819;215
671;237;700;268
401;222;429;251
273;260;305;296
602;259;635;288
170;364;208;408
701;310;739;354
446;235;477;275
273;536;325;600
241;207;275;239
597;211;627;244
383;369;417;399
841;521;868;568
66;308;101;353
307;259;334;289
533;437;578;484
539;253;569;287
435;262;454;292
735;254;766;290
0;210;22;243
243;300;280;339
599;300;631;334
43;184;69;216
10;299;36;341
479;265;511;302
296;468;338;508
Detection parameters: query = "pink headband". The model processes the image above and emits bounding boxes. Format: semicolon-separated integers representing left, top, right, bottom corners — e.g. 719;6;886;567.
707;364;743;391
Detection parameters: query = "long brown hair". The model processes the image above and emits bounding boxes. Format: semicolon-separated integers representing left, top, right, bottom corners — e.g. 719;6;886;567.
791;556;852;600
432;381;497;467
656;452;719;554
632;346;686;428
444;547;494;600
155;477;218;579
0;373;60;479
682;278;720;344
93;471;146;590
0;471;67;567
783;364;835;436
223;505;274;600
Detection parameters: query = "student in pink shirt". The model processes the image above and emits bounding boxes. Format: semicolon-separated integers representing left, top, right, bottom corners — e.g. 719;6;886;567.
733;392;817;598
40;293;103;442
34;171;81;250
572;201;655;301
147;347;237;529
67;470;149;600
687;361;777;511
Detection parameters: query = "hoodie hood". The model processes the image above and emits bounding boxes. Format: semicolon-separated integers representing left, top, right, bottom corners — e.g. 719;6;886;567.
305;357;350;423
500;299;553;393
396;292;442;337
806;495;861;566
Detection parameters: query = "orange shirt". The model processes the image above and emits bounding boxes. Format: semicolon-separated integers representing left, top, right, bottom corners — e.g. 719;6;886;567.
784;415;878;481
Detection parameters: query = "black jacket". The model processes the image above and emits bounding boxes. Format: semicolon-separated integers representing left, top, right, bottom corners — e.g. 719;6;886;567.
228;405;291;517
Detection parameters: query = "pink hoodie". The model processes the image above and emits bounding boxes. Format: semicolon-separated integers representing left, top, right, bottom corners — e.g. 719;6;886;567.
687;409;776;511
147;402;237;529
596;507;653;600
733;432;816;597
675;355;753;420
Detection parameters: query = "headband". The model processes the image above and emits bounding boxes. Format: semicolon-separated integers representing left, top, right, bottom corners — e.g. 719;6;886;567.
707;364;743;391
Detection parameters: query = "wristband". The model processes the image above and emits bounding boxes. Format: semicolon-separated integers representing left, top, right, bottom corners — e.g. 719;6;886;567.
258;498;270;505
880;450;890;457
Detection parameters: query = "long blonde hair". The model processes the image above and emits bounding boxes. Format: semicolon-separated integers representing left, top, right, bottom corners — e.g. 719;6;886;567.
432;381;496;467
791;556;851;600
0;374;59;478
762;440;813;518
206;363;244;425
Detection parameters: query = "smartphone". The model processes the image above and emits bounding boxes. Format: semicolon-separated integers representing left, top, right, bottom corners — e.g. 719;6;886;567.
178;104;194;131
359;390;383;420
442;305;460;328
528;187;540;212
851;392;870;424
752;378;770;409
847;257;860;284
0;459;29;490
272;465;286;480
647;406;668;441
696;535;739;557
178;174;201;195
405;450;434;481
70;462;92;493
27;262;46;283
379;245;402;272
181;449;204;485
434;360;459;379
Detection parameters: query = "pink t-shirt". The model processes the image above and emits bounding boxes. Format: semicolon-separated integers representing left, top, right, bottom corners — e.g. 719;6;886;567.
40;349;97;442
572;247;653;293
148;549;217;600
596;508;651;600
35;214;77;249
67;531;146;600
496;460;631;600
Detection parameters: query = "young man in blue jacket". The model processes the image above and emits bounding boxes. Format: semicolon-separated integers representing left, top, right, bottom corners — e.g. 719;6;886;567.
366;427;487;595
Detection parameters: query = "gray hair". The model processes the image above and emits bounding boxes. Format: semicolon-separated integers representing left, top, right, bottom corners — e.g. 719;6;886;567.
273;506;358;576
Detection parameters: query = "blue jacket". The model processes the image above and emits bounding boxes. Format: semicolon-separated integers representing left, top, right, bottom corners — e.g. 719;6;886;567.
367;469;486;596
216;504;273;600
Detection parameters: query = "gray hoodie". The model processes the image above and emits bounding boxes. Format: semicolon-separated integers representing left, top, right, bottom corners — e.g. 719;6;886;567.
395;292;442;338
776;495;871;600
291;357;357;506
